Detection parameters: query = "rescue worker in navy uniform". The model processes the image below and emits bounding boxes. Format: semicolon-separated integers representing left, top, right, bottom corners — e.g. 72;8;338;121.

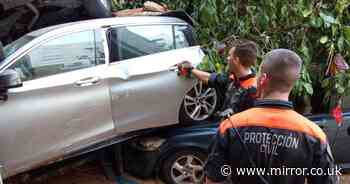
204;49;338;184
178;40;258;120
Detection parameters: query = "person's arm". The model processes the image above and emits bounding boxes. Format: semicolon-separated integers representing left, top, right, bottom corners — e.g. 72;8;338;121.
191;68;211;84
177;61;211;83
177;61;228;88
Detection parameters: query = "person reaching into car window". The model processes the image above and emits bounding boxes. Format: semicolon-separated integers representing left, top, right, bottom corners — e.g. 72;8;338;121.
204;49;339;184
178;40;258;120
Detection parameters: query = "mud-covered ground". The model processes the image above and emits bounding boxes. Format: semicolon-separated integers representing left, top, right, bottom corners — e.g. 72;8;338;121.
44;162;349;184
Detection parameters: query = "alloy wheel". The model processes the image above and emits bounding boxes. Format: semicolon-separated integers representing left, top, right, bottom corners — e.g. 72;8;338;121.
170;154;205;184
184;81;217;121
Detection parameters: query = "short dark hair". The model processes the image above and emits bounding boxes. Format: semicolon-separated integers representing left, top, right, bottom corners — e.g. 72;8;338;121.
261;49;303;93
233;41;258;67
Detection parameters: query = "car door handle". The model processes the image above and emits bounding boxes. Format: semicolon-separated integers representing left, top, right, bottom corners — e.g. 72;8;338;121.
169;66;179;72
75;77;100;86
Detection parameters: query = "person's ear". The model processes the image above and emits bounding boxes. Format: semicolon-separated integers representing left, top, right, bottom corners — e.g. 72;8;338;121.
259;73;268;87
256;73;268;99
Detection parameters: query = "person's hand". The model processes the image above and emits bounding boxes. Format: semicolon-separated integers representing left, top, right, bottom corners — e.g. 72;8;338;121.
177;61;194;77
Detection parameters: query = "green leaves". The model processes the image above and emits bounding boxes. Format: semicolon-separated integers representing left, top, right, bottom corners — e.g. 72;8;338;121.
300;1;313;18
320;12;337;27
344;26;350;44
320;12;336;24
336;0;350;14
304;83;314;95
259;14;270;30
322;71;350;98
337;86;345;94
198;47;227;73
337;35;345;52
310;16;323;28
197;55;212;72
320;36;329;44
302;9;313;18
322;78;330;88
199;0;218;27
300;39;311;63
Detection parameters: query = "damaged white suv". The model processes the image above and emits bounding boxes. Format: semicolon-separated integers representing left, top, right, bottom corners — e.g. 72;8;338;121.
0;16;218;178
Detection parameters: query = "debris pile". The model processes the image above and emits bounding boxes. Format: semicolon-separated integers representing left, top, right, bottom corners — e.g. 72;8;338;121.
112;1;168;17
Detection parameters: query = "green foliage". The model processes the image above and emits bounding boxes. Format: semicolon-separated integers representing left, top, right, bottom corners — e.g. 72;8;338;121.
111;0;144;11
197;48;228;73
322;71;350;99
112;0;350;100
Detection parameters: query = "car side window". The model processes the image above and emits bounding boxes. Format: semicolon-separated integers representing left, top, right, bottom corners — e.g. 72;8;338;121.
174;25;196;48
10;30;104;82
109;25;174;62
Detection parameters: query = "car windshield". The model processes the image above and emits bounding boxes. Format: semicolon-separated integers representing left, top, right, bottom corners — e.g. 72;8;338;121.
2;36;35;63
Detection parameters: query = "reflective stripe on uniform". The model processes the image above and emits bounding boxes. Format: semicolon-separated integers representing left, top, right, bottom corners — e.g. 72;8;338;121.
219;107;327;143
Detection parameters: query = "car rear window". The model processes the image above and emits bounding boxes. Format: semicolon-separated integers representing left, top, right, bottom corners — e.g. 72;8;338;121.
108;24;197;62
108;25;174;62
174;25;197;48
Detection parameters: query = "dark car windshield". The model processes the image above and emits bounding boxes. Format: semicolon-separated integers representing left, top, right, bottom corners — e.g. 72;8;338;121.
2;36;35;63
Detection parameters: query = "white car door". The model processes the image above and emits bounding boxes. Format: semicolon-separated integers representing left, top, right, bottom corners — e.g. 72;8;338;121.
106;24;204;133
0;30;114;177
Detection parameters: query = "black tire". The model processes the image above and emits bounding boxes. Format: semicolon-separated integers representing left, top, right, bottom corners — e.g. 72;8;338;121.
161;149;207;184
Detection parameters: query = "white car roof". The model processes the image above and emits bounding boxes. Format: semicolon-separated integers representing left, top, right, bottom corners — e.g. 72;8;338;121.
28;16;187;37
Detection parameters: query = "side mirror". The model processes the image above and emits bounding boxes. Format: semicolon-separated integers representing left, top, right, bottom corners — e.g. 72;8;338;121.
0;69;22;90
